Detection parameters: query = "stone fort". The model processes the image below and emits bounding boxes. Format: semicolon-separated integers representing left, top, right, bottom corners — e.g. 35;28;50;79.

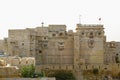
0;24;120;79
1;24;119;64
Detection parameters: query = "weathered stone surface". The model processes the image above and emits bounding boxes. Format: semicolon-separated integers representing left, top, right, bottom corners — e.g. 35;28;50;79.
0;24;120;79
0;59;6;66
0;66;19;78
0;77;55;80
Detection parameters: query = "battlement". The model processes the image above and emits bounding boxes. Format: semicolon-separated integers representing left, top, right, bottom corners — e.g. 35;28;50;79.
76;24;104;30
77;24;103;27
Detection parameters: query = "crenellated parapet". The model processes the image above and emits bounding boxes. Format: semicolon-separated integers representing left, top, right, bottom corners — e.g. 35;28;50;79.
76;24;104;38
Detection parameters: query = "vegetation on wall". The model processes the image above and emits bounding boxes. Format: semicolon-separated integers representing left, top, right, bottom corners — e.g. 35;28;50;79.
20;64;35;78
20;64;46;78
45;70;76;80
93;68;99;75
93;68;99;80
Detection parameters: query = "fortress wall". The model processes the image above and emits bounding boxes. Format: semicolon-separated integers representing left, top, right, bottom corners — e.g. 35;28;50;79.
1;57;120;74
36;63;120;74
0;57;35;67
0;78;56;80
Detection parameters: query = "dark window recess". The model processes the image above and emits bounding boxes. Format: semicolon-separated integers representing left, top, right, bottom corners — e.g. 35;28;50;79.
89;32;93;38
115;54;119;63
39;50;42;53
82;32;84;35
98;32;101;35
86;65;87;69
52;34;56;37
65;31;67;35
22;43;24;45
59;33;63;36
44;44;47;48
90;41;93;45
90;32;93;35
59;42;63;45
44;37;47;40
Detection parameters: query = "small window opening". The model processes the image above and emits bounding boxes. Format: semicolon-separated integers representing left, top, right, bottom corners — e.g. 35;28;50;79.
98;32;101;35
59;33;63;36
82;32;84;35
39;50;42;53
52;34;56;37
44;37;47;40
22;43;24;46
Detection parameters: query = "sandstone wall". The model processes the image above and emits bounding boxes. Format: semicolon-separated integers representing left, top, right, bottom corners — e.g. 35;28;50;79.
36;63;120;75
0;77;55;80
0;66;19;78
0;57;35;67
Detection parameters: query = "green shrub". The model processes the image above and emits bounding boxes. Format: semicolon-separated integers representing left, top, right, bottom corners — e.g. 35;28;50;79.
20;64;35;78
46;70;75;80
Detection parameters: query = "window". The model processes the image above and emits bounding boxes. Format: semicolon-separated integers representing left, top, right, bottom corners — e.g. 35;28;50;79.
89;32;93;38
44;37;47;40
52;34;56;37
39;50;42;53
22;43;24;46
59;33;63;36
98;32;101;35
88;39;95;48
59;42;63;45
44;44;47;48
115;54;119;63
82;32;84;35
90;32;93;35
58;42;64;50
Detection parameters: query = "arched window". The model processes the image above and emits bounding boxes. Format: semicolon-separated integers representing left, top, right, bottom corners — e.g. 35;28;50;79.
89;32;94;38
52;34;56;37
59;33;63;36
115;54;119;63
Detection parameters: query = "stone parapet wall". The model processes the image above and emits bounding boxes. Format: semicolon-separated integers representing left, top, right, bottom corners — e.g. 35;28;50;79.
0;77;55;80
0;57;35;67
36;65;74;72
36;63;120;74
0;66;19;78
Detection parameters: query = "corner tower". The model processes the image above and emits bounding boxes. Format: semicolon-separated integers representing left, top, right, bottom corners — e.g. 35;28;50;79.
74;24;105;65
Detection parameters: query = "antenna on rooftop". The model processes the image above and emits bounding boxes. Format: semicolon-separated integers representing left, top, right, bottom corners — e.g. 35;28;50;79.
41;22;44;27
98;18;102;24
79;15;82;24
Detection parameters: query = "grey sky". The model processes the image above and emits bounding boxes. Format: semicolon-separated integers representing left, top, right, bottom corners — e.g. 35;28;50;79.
0;0;120;41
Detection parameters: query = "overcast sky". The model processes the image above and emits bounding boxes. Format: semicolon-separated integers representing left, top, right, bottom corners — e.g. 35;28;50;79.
0;0;120;41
